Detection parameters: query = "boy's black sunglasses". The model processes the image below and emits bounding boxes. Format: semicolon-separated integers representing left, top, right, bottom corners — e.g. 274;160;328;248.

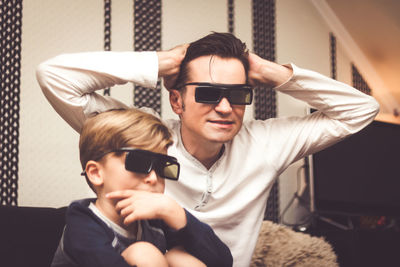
83;148;180;181
183;82;253;105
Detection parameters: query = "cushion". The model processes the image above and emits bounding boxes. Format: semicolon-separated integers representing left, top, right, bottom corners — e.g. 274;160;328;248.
251;220;338;267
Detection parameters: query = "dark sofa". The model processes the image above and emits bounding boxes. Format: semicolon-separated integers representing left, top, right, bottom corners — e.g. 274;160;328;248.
0;205;66;267
0;205;338;267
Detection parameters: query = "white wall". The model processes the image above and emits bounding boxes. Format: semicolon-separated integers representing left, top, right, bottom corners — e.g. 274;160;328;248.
18;0;355;227
275;0;329;226
276;0;356;226
20;0;104;207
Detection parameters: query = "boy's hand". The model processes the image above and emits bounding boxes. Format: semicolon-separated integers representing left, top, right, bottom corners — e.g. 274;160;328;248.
106;190;187;230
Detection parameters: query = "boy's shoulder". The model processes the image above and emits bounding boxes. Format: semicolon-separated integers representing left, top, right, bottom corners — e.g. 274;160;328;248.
65;198;106;229
67;198;96;216
69;198;96;207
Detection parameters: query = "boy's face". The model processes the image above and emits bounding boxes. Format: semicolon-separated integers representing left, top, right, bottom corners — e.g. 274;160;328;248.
100;149;166;194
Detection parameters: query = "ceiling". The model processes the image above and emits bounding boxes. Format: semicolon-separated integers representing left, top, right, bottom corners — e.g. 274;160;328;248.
322;0;400;122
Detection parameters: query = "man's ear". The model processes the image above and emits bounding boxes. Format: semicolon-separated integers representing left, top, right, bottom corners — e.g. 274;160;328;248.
169;90;184;115
85;160;104;187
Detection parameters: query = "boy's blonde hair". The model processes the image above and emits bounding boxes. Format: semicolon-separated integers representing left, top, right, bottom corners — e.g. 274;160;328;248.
79;109;173;172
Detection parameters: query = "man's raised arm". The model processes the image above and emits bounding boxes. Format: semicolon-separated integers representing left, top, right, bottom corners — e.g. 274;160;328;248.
247;52;380;170
36;51;159;133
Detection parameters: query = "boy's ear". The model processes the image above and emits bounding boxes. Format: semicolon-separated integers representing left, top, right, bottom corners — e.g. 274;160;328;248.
169;90;184;115
85;160;104;187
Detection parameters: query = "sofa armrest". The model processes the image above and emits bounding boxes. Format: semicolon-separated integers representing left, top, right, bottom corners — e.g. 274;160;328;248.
0;205;66;267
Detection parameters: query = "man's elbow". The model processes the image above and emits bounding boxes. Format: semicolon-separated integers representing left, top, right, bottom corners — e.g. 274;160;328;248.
349;95;380;134
364;96;380;125
369;96;380;118
35;61;52;92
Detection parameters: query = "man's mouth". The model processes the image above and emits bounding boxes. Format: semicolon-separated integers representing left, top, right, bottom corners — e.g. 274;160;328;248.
209;120;234;129
208;120;234;125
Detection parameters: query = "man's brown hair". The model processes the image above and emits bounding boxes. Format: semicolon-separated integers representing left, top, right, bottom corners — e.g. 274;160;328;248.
174;32;249;90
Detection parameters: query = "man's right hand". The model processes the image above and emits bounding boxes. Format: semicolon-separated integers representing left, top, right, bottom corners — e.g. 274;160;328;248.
157;44;189;90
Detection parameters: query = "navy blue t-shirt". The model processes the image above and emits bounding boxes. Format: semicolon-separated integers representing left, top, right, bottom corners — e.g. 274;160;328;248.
51;198;232;267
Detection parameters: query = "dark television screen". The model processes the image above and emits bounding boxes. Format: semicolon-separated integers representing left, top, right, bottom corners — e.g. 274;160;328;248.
311;120;400;216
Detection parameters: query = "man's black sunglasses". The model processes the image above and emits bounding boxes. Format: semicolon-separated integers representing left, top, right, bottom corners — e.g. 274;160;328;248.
184;82;253;105
83;148;180;181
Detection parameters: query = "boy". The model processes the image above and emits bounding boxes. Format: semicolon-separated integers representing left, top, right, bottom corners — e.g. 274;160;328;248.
51;109;232;267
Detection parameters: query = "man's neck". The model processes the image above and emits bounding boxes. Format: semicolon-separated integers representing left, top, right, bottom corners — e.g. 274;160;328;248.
180;132;224;169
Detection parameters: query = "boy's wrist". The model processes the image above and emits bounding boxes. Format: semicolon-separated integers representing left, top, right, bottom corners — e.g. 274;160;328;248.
158;196;187;230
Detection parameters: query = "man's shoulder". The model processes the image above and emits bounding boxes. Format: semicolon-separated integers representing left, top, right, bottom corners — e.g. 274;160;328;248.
241;117;294;131
240;118;275;133
231;117;288;146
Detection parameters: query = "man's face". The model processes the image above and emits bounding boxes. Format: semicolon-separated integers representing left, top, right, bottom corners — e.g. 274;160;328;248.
177;55;247;146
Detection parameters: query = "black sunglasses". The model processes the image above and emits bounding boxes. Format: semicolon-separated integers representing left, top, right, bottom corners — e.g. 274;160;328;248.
184;82;253;105
83;148;180;181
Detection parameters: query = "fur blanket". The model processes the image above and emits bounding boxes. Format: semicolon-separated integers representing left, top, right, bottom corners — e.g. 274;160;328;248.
251;220;338;267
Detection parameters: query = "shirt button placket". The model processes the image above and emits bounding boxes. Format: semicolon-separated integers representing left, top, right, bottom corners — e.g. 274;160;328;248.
194;172;213;211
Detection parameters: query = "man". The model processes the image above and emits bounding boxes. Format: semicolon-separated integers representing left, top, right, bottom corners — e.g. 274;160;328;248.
37;32;379;266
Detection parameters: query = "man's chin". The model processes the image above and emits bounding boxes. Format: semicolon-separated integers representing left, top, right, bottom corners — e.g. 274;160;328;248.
207;134;235;144
207;128;240;142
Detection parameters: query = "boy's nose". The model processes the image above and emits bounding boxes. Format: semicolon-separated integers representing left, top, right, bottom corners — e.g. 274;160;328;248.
144;170;158;185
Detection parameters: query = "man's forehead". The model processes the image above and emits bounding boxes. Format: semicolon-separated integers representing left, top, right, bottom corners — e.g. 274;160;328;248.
188;55;242;66
186;56;246;83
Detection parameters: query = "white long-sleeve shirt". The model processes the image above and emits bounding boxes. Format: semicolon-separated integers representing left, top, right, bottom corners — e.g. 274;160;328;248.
36;51;379;267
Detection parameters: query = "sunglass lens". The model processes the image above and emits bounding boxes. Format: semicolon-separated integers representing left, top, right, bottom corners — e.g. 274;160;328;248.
162;161;180;180
229;89;252;104
125;151;152;174
195;87;221;103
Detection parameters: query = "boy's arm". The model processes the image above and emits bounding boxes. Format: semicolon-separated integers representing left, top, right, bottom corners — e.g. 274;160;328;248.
60;202;132;267
165;209;233;267
107;190;233;267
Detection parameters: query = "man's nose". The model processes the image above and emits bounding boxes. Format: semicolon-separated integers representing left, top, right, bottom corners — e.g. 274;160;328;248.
215;97;233;114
